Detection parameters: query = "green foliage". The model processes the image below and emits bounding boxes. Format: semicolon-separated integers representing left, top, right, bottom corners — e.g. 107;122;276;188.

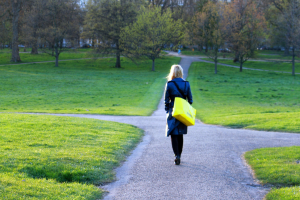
0;56;180;115
195;0;209;12
36;0;82;67
245;147;300;199
121;6;185;71
83;0;143;68
188;62;300;133
0;113;143;199
223;1;266;71
191;1;225;73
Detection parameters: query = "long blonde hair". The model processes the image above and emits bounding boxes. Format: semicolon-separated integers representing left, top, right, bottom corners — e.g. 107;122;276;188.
167;65;184;81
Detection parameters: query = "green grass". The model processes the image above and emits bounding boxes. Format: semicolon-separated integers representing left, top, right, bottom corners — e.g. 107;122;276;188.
181;49;234;57
0;113;143;199
188;62;300;133
0;49;100;65
245;147;300;200
0;56;180;115
181;49;296;60
202;58;299;73
266;187;300;200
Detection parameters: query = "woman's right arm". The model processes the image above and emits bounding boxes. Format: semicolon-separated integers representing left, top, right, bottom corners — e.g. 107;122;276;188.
164;83;170;113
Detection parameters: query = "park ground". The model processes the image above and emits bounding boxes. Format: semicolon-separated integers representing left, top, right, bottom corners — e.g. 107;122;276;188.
0;49;299;199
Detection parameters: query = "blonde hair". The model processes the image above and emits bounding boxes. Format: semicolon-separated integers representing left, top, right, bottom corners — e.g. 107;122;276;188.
167;65;184;81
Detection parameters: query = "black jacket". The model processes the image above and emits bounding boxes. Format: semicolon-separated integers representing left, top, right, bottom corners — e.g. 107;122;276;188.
164;78;193;137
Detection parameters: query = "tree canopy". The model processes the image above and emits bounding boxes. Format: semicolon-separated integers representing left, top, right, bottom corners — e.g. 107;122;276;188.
121;6;185;71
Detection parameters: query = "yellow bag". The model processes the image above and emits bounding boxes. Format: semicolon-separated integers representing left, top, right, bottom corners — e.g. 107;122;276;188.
172;97;196;126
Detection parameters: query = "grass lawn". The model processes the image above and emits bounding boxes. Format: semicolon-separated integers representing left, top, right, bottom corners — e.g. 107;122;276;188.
0;49;101;65
202;58;299;73
0;113;143;199
181;49;233;57
245;147;300;200
181;49;300;61
188;62;300;133
0;56;180;115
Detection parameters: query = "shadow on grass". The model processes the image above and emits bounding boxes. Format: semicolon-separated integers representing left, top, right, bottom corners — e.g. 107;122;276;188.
19;159;116;184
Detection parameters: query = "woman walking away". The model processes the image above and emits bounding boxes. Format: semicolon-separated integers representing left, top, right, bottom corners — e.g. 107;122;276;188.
164;65;193;165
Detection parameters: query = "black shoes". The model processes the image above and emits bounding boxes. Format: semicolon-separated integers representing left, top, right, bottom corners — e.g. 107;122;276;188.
174;155;181;165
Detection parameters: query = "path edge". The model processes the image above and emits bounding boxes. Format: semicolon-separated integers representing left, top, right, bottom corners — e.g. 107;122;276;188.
100;133;151;200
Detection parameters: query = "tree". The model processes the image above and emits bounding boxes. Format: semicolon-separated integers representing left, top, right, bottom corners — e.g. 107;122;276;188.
21;0;44;54
121;6;185;71
0;19;12;49
0;0;11;49
265;0;291;56
266;0;300;75
10;0;23;62
224;0;266;72
277;0;300;75
82;0;142;68
189;10;210;52
38;0;82;67
191;1;226;74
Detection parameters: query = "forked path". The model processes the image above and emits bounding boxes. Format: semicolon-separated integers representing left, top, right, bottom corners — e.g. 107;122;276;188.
47;55;300;200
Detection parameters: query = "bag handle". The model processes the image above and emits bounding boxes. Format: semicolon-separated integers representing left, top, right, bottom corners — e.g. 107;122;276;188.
171;81;187;99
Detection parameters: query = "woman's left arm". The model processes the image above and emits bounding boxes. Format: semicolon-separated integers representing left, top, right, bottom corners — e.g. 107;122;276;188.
187;82;193;105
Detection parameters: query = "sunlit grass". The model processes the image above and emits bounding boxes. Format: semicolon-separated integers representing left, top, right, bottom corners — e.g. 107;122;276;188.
188;62;300;133
245;147;300;200
0;56;180;115
0;113;143;199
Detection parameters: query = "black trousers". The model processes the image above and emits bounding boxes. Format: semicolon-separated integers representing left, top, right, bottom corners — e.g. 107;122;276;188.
171;135;183;156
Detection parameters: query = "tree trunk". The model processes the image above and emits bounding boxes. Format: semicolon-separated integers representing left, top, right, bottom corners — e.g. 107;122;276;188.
284;44;290;56
239;60;243;72
214;60;217;74
292;47;295;76
55;43;59;67
234;52;239;63
24;45;26;52
115;42;121;68
152;59;155;71
31;30;39;54
11;0;21;62
205;43;208;53
31;41;38;54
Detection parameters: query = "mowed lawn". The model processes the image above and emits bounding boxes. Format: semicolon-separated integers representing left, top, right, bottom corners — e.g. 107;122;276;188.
202;58;300;73
0;56;180;115
245;147;300;200
0;49;99;65
0;113;143;199
188;62;300;133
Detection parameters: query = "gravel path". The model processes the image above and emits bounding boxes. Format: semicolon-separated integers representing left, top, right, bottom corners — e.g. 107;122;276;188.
37;55;300;200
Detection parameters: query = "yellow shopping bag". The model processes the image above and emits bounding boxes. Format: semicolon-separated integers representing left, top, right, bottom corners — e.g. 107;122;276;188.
172;97;196;126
